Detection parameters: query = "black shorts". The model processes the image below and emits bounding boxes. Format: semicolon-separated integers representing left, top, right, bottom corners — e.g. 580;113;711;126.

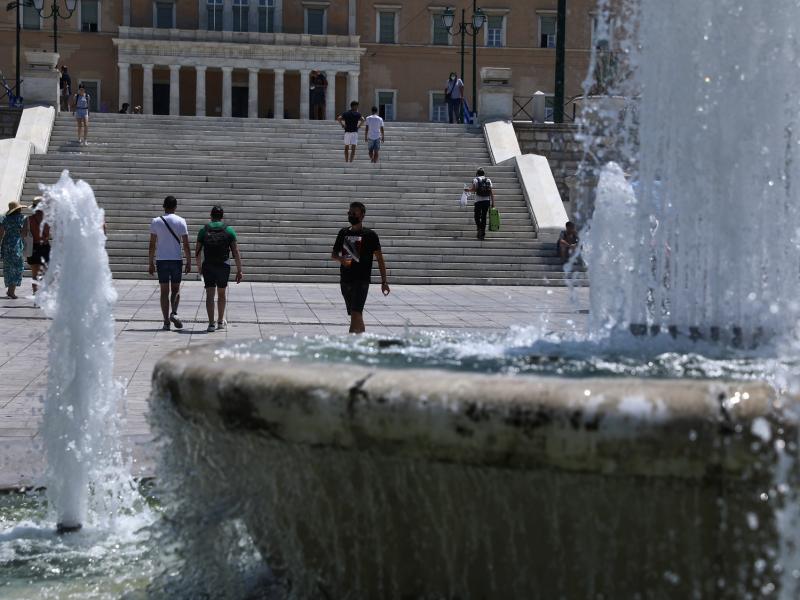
202;262;231;289
340;281;370;315
156;260;183;284
27;243;50;266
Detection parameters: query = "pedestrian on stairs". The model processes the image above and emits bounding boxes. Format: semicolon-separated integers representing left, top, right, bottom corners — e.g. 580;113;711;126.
195;205;243;332
337;101;364;163
365;106;385;164
73;84;91;145
331;201;390;334
149;195;191;331
445;72;464;124
467;168;495;240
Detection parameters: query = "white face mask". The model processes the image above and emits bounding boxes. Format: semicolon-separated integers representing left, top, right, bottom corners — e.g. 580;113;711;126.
450;76;456;80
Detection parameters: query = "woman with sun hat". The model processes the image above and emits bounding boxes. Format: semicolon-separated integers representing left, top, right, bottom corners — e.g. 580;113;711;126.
0;200;28;298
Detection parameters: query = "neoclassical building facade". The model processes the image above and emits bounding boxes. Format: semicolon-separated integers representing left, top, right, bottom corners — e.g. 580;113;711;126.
0;0;598;121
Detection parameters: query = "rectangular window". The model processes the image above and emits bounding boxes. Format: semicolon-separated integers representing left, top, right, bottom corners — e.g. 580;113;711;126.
432;14;449;45
539;15;556;48
22;3;40;29
377;90;395;121
306;8;324;34
233;0;248;32
155;1;174;28
378;11;395;43
207;0;222;31
258;0;274;32
431;92;447;123
81;0;99;32
486;15;503;47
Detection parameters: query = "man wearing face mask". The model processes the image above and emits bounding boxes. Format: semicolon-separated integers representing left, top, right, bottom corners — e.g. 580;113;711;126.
331;202;390;334
445;72;465;124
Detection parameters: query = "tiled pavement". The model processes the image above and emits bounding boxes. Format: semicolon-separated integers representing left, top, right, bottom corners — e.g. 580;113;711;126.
0;279;589;488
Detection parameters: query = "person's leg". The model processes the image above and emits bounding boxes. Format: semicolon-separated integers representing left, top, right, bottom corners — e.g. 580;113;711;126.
30;264;40;294
448;99;455;124
456;99;464;124
480;202;489;238
76;118;81;142
83;118;89;143
205;287;215;325
7;285;15;299
159;282;170;324
349;311;365;334
474;201;482;238
343;145;348;162
350;145;357;162
217;287;227;324
169;281;182;326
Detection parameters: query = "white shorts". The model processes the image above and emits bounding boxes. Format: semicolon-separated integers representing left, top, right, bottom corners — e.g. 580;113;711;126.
344;132;358;146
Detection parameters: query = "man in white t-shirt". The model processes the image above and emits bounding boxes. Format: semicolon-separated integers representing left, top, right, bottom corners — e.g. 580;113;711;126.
148;195;191;330
364;106;385;164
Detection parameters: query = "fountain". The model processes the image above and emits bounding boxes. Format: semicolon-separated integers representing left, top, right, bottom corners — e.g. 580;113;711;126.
148;1;800;597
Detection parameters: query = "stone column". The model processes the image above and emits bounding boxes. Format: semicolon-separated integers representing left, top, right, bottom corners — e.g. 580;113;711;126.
118;62;130;109
222;66;233;117
195;65;206;116
273;67;284;119
346;70;359;105
299;68;311;120
223;0;233;31
169;64;180;116
248;67;258;118
142;63;154;114
325;71;336;120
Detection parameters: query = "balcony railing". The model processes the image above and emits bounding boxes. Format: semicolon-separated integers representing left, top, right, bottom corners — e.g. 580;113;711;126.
117;26;360;48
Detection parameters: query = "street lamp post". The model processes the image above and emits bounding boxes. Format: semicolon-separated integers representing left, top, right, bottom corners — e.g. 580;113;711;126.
31;0;77;54
5;0;26;101
442;2;486;117
553;0;567;123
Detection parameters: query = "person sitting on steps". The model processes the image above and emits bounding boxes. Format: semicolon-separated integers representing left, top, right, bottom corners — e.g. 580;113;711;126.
558;221;579;262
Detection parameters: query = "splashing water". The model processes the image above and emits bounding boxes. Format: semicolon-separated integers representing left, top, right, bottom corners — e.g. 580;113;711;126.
580;0;800;345
36;171;138;530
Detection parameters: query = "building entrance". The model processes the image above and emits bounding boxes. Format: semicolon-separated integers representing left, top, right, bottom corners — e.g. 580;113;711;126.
153;83;170;115
232;87;248;117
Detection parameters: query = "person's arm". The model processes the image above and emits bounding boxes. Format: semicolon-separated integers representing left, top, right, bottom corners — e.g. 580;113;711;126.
467;178;477;192
365;123;369;143
231;241;243;283
181;234;192;274
490;187;496;207
331;232;350;266
195;228;203;272
375;250;390;296
380;125;385;142
358;116;365;130
336;114;345;128
148;233;157;275
0;224;5;245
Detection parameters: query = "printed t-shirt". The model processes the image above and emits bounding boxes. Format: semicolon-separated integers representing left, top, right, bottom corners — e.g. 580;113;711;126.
365;114;384;140
197;221;238;264
332;227;381;283
340;110;363;132
150;213;188;260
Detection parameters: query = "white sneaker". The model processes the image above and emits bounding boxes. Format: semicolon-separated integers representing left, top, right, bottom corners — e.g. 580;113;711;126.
216;320;227;331
207;323;216;332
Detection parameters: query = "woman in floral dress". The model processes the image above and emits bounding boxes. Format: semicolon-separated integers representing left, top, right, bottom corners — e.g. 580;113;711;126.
0;201;28;299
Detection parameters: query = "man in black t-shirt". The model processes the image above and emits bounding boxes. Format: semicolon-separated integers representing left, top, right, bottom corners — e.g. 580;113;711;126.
336;100;365;163
331;201;390;333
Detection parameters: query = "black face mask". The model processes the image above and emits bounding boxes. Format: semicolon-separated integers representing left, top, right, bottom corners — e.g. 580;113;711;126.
348;215;360;225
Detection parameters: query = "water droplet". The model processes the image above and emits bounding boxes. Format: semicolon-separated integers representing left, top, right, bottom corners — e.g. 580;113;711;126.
584;389;591;397
747;513;759;530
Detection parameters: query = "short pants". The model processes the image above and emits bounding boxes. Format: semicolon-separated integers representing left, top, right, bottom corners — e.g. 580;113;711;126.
156;260;183;284
340;281;370;315
202;262;230;288
344;132;358;146
75;110;89;121
27;243;50;266
368;138;381;152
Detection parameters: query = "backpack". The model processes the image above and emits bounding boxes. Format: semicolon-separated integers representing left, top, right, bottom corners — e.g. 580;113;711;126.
476;176;492;197
202;224;231;264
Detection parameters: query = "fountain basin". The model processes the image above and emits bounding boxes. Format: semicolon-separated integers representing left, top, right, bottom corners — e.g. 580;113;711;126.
152;343;797;598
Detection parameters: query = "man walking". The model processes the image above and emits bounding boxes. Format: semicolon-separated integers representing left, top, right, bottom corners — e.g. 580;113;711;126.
365;106;385;164
467;168;495;240
195;205;243;332
336;101;364;163
331;202;390;334
148;195;191;330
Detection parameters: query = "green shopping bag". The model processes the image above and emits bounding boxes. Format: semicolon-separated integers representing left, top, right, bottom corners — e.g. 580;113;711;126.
488;207;501;232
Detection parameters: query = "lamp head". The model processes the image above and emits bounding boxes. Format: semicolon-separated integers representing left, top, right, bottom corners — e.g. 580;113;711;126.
65;0;77;11
32;0;44;11
472;8;486;31
441;7;454;30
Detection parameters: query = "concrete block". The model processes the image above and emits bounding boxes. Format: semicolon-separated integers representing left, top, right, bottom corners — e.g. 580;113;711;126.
16;106;55;154
515;153;568;234
22;51;60;110
0;138;33;208
483;120;521;165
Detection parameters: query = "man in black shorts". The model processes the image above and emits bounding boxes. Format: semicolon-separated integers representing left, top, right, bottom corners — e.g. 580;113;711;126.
331;201;390;333
195;205;243;332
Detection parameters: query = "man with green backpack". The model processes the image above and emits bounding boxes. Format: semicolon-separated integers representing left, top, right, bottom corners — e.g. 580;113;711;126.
467;168;496;240
195;205;243;332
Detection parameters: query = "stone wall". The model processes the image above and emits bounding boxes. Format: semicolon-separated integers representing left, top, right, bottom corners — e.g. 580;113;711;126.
513;122;582;204
0;108;22;139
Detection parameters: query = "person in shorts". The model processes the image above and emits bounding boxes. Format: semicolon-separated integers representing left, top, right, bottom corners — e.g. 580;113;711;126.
149;195;191;330
365;106;385;164
331;201;390;334
73;84;91;145
25;196;50;295
195;205;243;332
336;101;364;163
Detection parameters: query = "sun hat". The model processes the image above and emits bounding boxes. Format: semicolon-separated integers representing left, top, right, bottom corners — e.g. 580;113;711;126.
6;201;28;215
31;196;44;207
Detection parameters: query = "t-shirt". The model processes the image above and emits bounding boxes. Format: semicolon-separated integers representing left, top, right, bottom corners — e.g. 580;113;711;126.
365;114;384;140
197;221;238;264
339;110;363;133
447;78;464;99
332;227;381;283
150;213;188;261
